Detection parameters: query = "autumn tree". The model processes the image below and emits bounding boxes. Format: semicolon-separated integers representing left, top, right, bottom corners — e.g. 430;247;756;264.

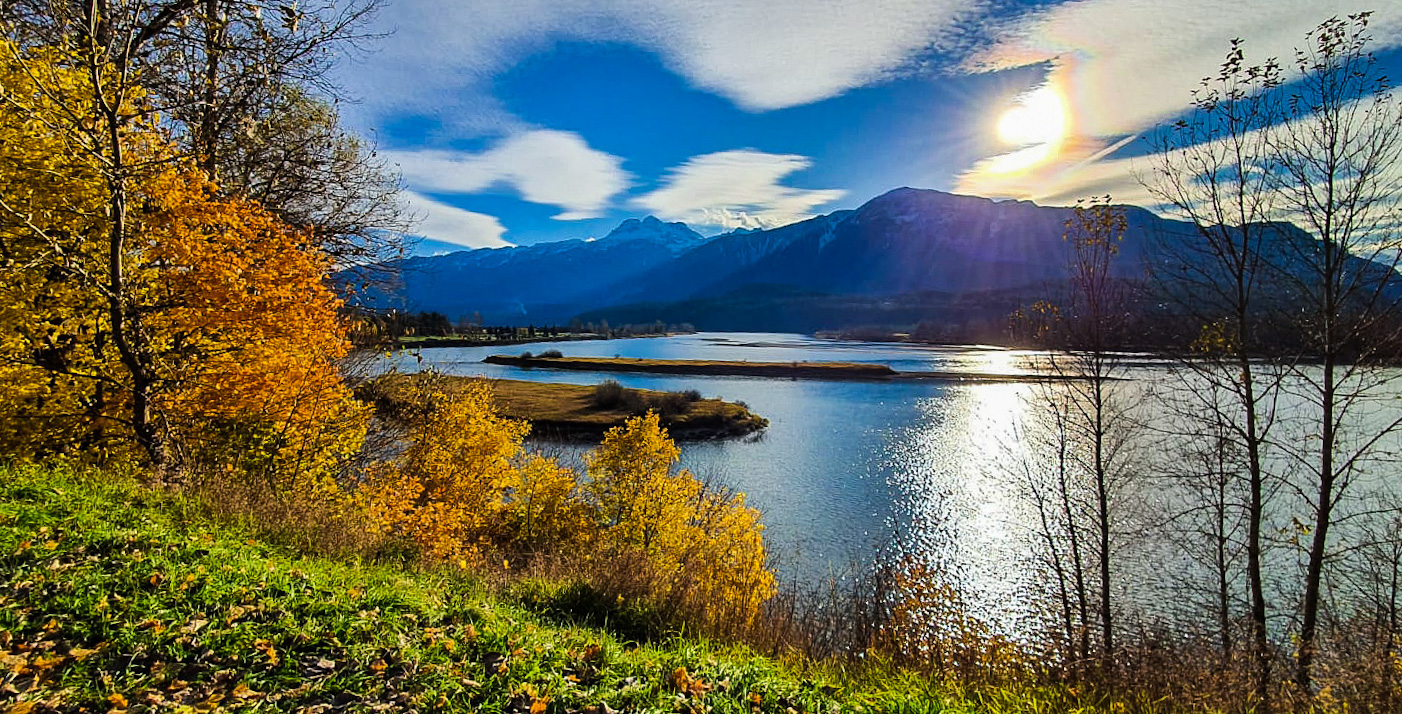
362;379;538;564
0;40;365;489
361;381;774;629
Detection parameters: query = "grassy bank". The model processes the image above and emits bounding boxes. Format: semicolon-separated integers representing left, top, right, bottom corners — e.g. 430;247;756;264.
366;374;768;440
0;462;1123;714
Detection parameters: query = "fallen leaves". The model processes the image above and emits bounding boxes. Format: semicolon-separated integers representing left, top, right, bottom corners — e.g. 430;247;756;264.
669;667;711;698
253;639;280;666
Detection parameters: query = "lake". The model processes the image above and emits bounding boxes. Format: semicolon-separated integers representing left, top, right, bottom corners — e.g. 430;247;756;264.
385;334;1053;592
382;331;1402;634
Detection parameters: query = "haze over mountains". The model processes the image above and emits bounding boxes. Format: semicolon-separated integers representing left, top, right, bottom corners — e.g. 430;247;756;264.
359;188;1204;333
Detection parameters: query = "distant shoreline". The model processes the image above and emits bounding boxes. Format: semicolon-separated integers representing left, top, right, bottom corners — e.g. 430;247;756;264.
484;354;1080;383
392;332;677;349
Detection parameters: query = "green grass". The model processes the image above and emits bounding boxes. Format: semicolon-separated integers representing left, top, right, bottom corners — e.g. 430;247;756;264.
0;462;952;713
0;462;1213;713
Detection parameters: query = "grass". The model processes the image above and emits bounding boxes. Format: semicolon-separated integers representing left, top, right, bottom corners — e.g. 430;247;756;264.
370;374;768;440
0;462;1246;713
0;461;1040;714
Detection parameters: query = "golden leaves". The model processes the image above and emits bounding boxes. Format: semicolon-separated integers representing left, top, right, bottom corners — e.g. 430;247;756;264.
363;387;775;630
669;667;711;698
0;40;366;484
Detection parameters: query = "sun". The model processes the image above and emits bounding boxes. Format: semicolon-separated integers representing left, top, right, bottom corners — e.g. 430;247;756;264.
996;85;1068;147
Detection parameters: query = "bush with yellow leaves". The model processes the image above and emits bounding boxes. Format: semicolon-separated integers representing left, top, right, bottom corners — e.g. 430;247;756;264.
586;412;775;632
364;381;774;631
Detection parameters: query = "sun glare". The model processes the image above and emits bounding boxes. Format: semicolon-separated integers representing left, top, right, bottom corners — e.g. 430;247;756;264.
996;85;1068;147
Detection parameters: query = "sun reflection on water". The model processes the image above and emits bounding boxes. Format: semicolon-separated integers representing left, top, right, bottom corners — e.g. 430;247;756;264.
884;381;1042;633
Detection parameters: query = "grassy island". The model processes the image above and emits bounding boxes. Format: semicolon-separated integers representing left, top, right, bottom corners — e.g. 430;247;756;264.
366;373;767;440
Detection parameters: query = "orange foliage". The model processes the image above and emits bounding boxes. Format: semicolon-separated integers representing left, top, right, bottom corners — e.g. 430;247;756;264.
0;42;365;495
139;170;366;493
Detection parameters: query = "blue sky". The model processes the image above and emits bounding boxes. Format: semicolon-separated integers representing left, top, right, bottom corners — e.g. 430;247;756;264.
330;1;1402;253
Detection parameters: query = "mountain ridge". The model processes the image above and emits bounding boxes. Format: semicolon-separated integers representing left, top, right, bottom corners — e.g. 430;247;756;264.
360;187;1361;335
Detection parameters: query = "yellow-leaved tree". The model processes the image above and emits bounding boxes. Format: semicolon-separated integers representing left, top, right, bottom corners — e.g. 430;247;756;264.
361;377;774;630
586;412;775;630
363;379;578;564
0;41;136;459
0;40;365;502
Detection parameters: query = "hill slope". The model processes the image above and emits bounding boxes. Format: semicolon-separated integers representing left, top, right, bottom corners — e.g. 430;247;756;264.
2;462;946;713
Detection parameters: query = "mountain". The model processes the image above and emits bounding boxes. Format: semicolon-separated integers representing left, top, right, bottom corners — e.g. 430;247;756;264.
577;210;856;307
609;189;1192;305
363;186;1396;339
359;216;706;324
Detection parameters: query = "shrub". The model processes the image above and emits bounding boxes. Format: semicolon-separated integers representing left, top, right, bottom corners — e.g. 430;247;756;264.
648;391;693;417
361;380;579;564
589;380;634;410
519;350;534;359
680;389;703;402
538;349;564;358
585;413;775;632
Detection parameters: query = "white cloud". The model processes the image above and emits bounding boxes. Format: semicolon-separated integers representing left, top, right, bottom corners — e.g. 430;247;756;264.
384;131;630;220
634;150;846;230
403;191;513;249
957;1;1402;205
969;1;1402;138
339;0;984;132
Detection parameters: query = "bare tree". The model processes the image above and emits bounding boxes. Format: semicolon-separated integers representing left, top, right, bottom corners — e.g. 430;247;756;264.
140;0;410;267
3;0;409;268
1014;387;1094;671
1016;198;1139;670
1265;15;1402;690
1141;40;1290;707
1142;12;1402;698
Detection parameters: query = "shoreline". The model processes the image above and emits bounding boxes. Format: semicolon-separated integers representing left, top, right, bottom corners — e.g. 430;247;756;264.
484;354;1084;383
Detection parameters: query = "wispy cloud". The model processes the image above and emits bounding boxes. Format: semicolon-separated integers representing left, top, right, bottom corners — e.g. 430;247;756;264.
959;84;1402;227
384;131;630;220
341;0;984;133
403;191;513;249
958;0;1402;204
634;150;845;230
969;1;1402;137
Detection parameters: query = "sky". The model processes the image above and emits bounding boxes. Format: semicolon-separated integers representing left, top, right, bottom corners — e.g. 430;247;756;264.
329;1;1402;253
